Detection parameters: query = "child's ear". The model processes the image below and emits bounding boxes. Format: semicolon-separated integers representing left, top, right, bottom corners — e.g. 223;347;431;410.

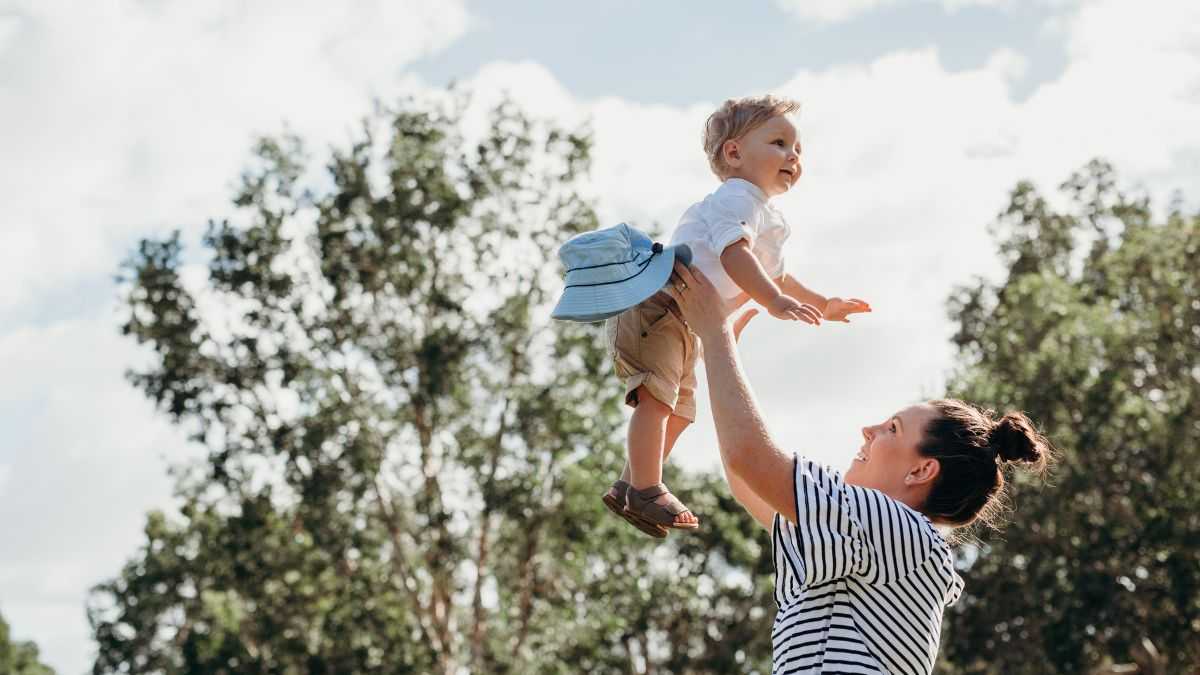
722;139;742;167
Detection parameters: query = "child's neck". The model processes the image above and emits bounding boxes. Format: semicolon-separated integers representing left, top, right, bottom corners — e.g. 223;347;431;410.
725;175;772;201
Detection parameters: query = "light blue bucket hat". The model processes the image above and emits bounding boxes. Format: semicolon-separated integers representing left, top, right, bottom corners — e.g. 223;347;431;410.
551;223;692;323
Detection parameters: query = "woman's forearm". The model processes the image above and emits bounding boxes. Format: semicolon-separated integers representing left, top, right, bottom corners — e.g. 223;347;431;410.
723;458;777;530
703;328;775;473
706;330;779;528
699;328;799;520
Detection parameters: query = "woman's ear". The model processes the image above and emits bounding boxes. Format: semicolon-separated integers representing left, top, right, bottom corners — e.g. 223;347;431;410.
906;458;940;487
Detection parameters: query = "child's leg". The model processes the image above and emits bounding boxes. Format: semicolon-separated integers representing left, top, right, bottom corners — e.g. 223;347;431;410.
619;354;696;481
619;413;690;483
625;394;697;526
662;413;691;462
603;299;699;529
626;386;672;490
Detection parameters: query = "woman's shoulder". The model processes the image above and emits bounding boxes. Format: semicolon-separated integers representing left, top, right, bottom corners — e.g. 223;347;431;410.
783;455;964;598
844;480;945;541
849;482;963;593
797;458;952;554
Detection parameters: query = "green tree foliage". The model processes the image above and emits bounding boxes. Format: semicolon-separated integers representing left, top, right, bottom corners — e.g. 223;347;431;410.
90;97;774;674
0;610;56;675
940;160;1199;674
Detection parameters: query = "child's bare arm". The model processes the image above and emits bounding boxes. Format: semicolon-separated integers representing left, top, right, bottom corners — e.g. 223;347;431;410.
779;273;873;323
721;241;781;306
721;242;820;324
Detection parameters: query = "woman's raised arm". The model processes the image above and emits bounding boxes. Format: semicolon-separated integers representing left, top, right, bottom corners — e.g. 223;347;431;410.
665;263;800;524
715;309;777;530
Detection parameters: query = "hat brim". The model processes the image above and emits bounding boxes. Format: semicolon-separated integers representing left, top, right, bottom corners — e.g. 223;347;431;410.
551;243;692;323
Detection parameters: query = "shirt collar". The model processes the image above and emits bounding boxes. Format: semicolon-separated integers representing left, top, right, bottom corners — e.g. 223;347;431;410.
723;177;769;204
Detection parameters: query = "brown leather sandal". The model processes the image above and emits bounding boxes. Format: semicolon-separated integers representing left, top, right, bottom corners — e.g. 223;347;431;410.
623;483;699;531
603;480;667;538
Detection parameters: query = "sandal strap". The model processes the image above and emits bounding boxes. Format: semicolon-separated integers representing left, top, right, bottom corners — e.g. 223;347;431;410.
627;482;668;501
625;484;693;524
608;479;631;501
657;495;690;517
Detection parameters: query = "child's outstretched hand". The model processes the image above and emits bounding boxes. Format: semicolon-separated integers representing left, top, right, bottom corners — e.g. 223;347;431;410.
823;297;872;323
767;294;822;325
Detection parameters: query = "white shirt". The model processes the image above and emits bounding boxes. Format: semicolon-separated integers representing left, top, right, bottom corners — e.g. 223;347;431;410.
772;458;965;675
670;178;791;299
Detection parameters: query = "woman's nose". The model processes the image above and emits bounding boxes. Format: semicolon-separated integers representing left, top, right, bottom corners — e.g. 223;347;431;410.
861;426;872;441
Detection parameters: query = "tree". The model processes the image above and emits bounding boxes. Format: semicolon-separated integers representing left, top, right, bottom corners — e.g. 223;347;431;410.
939;160;1199;674
90;96;775;674
0;610;56;675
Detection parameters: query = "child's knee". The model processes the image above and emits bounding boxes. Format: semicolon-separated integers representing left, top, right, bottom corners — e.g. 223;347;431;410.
631;385;673;416
669;414;692;431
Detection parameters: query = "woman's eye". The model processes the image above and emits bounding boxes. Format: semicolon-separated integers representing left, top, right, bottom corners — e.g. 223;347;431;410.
772;140;785;147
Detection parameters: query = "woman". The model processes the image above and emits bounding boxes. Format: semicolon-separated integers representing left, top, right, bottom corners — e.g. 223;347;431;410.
664;263;1053;675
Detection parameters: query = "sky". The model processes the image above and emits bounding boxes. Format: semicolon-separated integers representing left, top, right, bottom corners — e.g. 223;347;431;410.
2;0;1199;672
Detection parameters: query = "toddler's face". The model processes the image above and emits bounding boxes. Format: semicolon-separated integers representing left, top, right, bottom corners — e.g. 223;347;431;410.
724;115;802;197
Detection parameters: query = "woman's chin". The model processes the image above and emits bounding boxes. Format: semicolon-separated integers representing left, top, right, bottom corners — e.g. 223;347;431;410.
844;462;863;484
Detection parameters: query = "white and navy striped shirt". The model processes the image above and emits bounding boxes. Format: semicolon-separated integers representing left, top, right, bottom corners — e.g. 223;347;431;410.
771;457;965;674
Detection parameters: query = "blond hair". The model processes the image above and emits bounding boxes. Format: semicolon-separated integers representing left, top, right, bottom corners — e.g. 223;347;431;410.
703;95;800;179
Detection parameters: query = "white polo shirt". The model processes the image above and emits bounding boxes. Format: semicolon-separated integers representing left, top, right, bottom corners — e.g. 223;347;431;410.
670;177;791;299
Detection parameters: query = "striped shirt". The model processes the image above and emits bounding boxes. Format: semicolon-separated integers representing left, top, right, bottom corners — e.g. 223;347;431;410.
771;457;965;674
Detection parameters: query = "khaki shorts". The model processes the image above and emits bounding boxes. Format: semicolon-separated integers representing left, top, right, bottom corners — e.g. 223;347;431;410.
605;292;699;421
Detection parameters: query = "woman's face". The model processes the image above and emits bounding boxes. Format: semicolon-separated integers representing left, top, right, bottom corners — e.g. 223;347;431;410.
844;403;939;496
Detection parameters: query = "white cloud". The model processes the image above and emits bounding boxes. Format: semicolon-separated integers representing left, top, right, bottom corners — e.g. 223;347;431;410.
0;304;202;672
0;12;20;50
775;0;1050;23
942;0;1017;10
0;0;470;317
775;0;902;23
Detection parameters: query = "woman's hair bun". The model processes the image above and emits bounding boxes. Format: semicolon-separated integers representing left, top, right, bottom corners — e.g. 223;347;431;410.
922;399;1057;531
989;412;1043;465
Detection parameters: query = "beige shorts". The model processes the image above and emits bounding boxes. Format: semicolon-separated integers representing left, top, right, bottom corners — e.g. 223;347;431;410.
605;292;699;421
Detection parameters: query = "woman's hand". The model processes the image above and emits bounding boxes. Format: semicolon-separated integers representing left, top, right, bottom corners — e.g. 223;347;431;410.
664;262;733;341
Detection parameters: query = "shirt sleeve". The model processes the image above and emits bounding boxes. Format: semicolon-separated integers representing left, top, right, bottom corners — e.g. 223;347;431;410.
769;253;786;280
705;193;761;254
773;456;938;588
759;206;790;279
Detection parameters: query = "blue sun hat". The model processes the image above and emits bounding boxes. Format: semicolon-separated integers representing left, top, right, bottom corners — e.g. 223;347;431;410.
551;223;692;323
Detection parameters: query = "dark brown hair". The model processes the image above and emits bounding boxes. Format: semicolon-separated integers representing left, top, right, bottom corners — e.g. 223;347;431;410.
918;399;1056;530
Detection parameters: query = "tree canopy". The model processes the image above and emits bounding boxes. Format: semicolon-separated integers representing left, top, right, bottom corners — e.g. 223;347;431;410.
91;97;774;674
0;610;56;675
939;160;1199;674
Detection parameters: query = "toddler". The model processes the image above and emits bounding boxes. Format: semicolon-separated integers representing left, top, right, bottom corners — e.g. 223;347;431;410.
602;95;871;537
